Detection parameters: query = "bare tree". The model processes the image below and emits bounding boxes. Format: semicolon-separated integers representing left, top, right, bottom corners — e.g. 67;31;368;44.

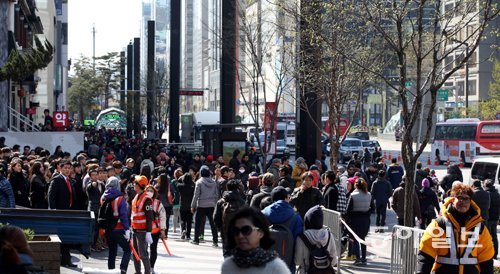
343;0;499;225
277;0;386;170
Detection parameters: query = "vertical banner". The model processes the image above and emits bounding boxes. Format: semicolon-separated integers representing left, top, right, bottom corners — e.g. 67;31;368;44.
264;102;278;154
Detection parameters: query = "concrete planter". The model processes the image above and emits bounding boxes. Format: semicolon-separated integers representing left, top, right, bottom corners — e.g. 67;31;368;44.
29;235;61;274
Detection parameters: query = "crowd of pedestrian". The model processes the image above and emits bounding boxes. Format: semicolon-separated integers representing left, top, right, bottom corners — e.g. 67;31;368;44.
0;130;498;273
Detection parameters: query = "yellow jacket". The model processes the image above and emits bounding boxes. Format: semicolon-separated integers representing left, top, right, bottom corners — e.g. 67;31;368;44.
417;198;494;274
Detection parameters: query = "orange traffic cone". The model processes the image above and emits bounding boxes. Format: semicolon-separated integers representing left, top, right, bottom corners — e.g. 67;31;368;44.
446;157;450;167
398;153;402;163
434;156;439;166
459;157;464;168
427;155;431;166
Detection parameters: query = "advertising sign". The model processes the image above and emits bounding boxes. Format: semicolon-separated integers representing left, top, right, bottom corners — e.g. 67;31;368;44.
53;111;69;128
264;102;277;130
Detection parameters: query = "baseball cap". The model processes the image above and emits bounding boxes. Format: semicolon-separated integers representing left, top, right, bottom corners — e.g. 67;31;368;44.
134;175;149;188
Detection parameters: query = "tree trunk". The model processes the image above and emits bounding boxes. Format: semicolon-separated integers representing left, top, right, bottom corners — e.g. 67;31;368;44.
0;1;9;131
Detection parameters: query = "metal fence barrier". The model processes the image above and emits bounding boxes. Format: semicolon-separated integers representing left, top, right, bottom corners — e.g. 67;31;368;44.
390;225;424;274
322;208;342;274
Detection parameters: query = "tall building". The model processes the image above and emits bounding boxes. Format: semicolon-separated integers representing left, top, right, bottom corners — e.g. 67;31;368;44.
441;0;499;116
237;0;297;124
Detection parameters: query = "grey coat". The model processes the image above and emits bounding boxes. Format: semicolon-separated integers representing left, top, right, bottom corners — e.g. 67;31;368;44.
191;177;219;209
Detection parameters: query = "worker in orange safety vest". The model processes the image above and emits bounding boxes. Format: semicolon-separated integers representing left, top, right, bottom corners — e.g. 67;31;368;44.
131;175;154;274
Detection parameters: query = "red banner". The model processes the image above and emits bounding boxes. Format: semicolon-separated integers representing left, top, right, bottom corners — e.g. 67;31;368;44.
264;102;277;131
53;111;69;128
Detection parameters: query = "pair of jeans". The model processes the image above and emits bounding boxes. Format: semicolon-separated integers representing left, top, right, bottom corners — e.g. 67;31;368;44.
194;207;218;244
132;231;151;274
105;230;131;272
180;209;193;239
375;204;387;227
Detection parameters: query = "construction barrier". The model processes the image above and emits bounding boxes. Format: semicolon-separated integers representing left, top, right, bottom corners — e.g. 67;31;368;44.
322;208;342;274
390;225;424;274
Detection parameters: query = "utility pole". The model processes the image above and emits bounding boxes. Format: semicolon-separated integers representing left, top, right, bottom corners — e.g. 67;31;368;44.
92;24;96;71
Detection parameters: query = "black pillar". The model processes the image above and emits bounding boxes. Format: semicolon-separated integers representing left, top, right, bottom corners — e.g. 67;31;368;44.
297;0;321;166
147;20;156;139
126;43;133;137
133;38;141;136
221;0;237;127
120;51;126;111
169;0;181;142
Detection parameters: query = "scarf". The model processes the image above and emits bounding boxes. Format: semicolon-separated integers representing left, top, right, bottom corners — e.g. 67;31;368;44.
232;248;278;268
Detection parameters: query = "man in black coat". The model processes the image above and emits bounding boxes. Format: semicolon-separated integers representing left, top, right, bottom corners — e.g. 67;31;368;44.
290;171;324;219
47;159;77;267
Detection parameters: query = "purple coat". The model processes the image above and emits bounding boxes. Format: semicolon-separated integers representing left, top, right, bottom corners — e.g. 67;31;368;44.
103;188;130;231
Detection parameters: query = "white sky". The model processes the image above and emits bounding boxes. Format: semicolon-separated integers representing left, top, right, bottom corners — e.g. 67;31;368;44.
68;0;142;60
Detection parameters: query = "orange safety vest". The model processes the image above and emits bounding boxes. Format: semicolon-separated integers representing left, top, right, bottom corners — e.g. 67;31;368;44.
111;196;125;230
131;192;151;230
151;199;161;234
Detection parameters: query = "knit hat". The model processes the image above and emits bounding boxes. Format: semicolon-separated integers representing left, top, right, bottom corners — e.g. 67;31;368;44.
421;178;430;188
309;165;319;171
105;176;120;190
271;186;289;202
304;205;323;229
206;155;214;162
200;165;211;177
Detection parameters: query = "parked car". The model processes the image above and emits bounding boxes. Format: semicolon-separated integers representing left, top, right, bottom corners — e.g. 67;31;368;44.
362;140;382;154
470;157;500;189
348;131;370;140
328;137;364;163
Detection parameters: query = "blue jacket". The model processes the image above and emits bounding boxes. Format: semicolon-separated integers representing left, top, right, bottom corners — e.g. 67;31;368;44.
0;176;15;208
262;200;304;239
103;188;130;231
387;164;404;189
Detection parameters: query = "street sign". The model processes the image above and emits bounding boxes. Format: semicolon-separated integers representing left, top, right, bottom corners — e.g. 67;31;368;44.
53;111;69;128
178;90;204;96
437;89;449;101
405;81;413;87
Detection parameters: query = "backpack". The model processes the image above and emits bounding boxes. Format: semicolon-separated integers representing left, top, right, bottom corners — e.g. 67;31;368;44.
222;198;245;229
269;214;297;271
299;232;335;274
97;198;119;231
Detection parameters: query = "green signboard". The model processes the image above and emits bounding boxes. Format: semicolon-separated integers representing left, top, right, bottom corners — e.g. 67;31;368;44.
438;89;449;101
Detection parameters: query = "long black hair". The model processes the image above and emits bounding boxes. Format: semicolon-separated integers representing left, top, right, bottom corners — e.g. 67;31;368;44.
226;207;275;250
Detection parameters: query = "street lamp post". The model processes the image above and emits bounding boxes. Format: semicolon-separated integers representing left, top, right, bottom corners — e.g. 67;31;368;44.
452;39;469;117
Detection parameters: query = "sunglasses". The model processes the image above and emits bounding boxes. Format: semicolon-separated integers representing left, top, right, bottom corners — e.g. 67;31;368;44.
455;196;471;202
231;225;260;236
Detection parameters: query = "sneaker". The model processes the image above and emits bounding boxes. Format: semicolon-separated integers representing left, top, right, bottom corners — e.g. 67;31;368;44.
181;233;186;240
341;255;356;261
199;235;205;242
190;240;199;245
212;242;218;247
353;260;363;266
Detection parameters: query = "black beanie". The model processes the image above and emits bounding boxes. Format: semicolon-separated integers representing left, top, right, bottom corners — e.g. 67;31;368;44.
304;205;323;230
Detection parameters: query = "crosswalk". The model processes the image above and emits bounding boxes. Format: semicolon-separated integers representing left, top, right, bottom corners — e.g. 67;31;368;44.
65;222;225;274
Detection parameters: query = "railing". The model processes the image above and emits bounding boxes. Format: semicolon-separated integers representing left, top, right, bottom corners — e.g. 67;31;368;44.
8;106;40;132
390;225;424;274
322;208;342;274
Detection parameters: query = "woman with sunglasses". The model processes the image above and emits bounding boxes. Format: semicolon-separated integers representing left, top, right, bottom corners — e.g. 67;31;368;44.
221;207;291;274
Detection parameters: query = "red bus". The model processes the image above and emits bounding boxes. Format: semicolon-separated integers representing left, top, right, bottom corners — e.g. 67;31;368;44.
322;117;348;137
431;119;500;165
